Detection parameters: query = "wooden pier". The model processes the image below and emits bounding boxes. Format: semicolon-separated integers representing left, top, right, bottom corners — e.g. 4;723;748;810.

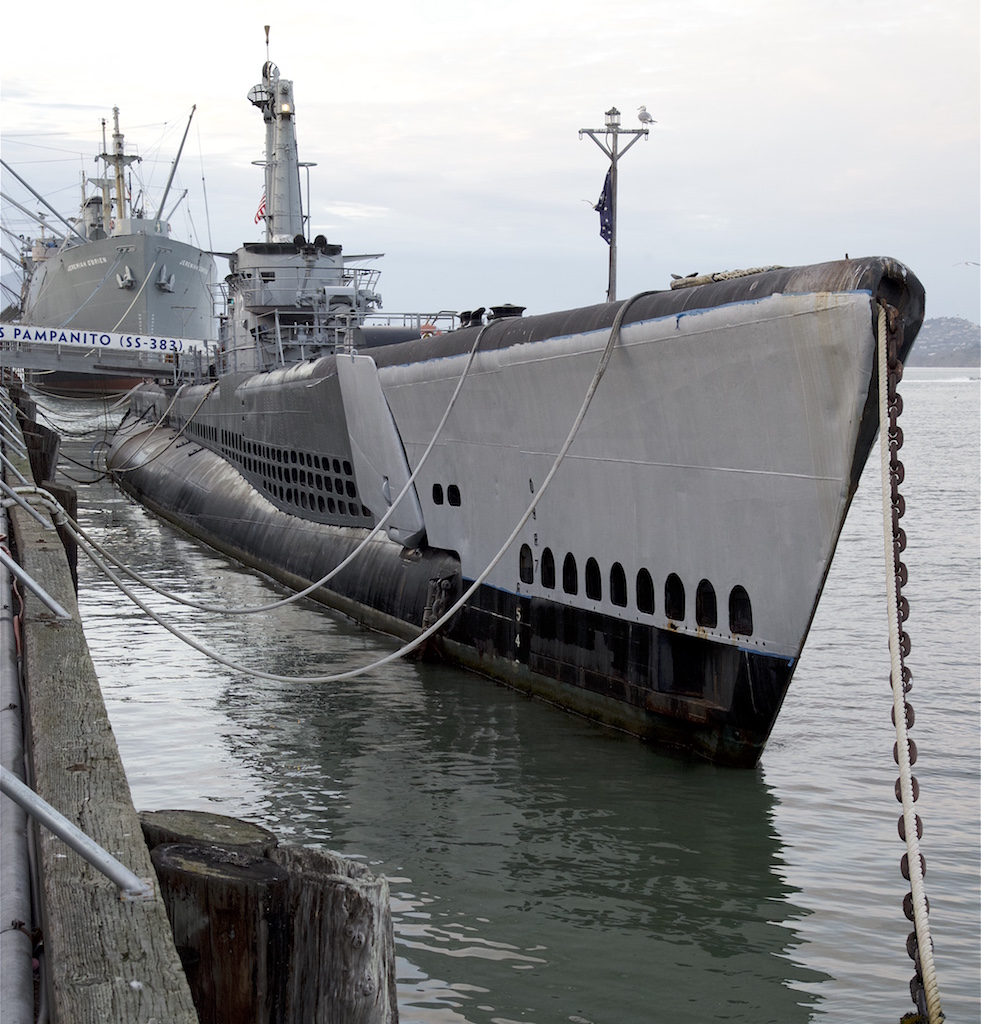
4;386;199;1022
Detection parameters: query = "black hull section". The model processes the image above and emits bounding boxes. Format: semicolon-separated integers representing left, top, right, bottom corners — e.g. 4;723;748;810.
110;427;791;767
110;431;459;635
449;589;792;766
29;371;145;398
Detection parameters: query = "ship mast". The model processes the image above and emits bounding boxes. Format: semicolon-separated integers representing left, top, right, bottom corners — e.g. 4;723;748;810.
579;107;649;303
248;26;312;242
98;109;140;233
155;105;197;232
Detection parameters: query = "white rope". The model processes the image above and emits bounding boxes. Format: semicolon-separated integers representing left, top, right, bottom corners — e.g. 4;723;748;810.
111;380;218;474
877;303;942;1023
18;291;650;684
105;317;497;614
111;261;158;332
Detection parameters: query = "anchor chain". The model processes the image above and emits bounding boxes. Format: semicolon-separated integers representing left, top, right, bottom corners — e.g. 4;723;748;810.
878;304;942;1024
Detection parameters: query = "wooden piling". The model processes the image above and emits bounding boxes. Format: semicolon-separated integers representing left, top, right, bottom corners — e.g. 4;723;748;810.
270;846;398;1024
19;417;60;486
140;807;280;858
141;811;399;1024
7;383;78;588
41;478;78;589
151;843;292;1024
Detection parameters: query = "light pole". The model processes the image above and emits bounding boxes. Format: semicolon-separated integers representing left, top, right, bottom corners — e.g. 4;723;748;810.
579;107;650;302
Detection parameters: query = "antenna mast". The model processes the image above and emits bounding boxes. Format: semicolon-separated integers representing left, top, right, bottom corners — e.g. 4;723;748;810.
579;108;650;303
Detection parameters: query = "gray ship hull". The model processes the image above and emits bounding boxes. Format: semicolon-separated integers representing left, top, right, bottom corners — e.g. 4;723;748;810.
108;257;924;766
23;231;213;340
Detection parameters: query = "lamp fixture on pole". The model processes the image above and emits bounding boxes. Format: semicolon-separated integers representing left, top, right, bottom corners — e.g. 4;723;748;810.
579;107;651;302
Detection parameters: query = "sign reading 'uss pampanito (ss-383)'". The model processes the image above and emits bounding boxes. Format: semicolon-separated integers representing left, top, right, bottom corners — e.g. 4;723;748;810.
0;324;207;354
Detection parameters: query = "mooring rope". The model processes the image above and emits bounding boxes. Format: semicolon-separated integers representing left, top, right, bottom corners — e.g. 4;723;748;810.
111;261;158;333
9;291;651;684
27;385;131;421
24;388;128;484
111;380;219;474
103;316;500;614
876;303;943;1024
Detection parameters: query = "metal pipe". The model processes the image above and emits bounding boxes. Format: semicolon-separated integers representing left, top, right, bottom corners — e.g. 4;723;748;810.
155;106;196;231
0;243;22;265
162;188;188;225
0;409;27;445
0;767;153;901
0;499;36;1024
0;548;71;619
0;480;54;531
0;394;21;420
0;191;70;246
1;419;29;456
0;419;27;447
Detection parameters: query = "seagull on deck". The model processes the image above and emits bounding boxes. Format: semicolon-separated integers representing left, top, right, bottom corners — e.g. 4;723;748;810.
637;105;656;124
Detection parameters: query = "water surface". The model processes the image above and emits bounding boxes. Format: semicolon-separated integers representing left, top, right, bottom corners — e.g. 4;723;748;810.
40;368;979;1022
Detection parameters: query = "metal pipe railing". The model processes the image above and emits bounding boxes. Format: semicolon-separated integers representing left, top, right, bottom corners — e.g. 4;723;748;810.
0;547;71;619
1;479;56;532
1;417;28;456
0;450;31;487
0;400;25;435
0;767;153;902
1;498;36;1024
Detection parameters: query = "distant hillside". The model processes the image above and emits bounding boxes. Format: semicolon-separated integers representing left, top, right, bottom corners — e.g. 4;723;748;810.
907;317;981;367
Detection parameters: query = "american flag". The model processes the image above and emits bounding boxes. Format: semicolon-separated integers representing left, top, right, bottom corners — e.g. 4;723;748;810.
254;192;266;225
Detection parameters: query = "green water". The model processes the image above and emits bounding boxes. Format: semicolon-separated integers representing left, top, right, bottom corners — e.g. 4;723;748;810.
49;370;978;1022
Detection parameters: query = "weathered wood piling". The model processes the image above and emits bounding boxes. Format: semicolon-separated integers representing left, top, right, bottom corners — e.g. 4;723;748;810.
269;846;397;1024
152;843;291;1024
141;809;398;1024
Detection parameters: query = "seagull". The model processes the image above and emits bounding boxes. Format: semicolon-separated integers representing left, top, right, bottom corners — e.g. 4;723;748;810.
638;105;656;125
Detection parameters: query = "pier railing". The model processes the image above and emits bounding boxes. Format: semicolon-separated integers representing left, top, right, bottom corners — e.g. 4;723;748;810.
1;389;199;1022
0;767;154;900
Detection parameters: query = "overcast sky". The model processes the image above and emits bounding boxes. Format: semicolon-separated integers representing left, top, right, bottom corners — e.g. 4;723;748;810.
2;0;978;324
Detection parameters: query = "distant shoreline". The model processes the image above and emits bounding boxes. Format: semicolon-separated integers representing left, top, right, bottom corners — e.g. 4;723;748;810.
906;316;980;367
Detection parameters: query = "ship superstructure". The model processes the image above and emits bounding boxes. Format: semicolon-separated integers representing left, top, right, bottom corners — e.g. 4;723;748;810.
217;60;387;373
16;108;215;344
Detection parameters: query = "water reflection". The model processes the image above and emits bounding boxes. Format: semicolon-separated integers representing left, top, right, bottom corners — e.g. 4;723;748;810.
228;660;827;1023
43;402;828;1024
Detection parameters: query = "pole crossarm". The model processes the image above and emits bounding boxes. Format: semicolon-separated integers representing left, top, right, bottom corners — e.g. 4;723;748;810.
578;126;649;152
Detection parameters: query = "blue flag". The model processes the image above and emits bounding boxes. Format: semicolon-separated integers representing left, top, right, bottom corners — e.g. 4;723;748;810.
594;170;612;244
